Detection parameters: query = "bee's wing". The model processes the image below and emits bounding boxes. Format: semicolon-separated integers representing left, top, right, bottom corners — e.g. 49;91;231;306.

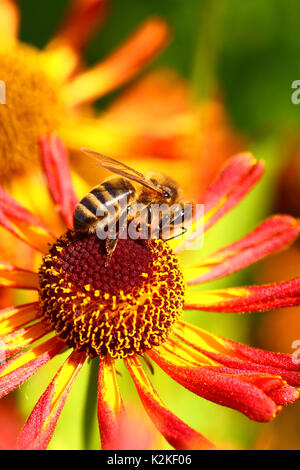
81;148;168;197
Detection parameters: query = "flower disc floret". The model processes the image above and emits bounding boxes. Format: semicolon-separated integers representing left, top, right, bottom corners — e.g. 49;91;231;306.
39;231;185;358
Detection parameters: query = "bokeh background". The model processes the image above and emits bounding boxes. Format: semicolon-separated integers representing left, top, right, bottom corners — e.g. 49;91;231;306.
3;0;300;449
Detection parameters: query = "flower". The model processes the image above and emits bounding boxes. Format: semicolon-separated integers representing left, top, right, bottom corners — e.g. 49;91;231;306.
0;394;22;449
0;136;300;450
249;138;300;354
0;0;168;181
101;402;165;450
0;0;241;206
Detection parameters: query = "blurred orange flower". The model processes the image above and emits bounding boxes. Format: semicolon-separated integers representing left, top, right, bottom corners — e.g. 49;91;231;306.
0;394;22;449
0;0;241;209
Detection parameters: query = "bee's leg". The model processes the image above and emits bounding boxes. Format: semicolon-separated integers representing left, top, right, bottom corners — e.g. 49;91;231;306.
141;355;154;375
143;223;158;251
105;236;119;267
164;227;187;242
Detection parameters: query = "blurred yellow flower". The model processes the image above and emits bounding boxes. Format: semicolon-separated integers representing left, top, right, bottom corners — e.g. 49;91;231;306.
0;0;167;179
0;0;242;209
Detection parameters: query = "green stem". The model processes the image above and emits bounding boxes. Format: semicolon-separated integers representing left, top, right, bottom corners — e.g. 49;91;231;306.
82;357;99;449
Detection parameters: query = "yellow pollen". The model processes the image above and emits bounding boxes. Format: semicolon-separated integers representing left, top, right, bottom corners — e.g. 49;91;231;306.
0;44;64;181
38;231;185;359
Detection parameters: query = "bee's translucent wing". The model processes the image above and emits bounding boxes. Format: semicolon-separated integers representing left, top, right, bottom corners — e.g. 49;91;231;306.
81;148;168;197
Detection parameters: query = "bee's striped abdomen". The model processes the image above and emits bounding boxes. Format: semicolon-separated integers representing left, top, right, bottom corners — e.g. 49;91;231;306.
73;177;135;233
101;178;135;204
73;192;99;232
80;193;100;215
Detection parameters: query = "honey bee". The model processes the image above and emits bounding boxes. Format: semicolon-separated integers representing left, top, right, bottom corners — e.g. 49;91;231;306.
73;149;194;266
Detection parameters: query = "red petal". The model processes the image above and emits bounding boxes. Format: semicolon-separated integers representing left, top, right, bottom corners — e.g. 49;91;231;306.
171;322;300;409
1;321;51;360
52;0;108;52
198;351;300;387
224;337;300;371
40;135;78;228
0;263;39;290
0;303;40;337
175;153;264;253
174;321;300;382
185;278;300;313
125;356;216;450
97;356;125;450
0;394;23;450
148;346;279;422
17;350;86;450
188;215;300;285
0;186;54;252
268;385;300;405
222;372;284;394
203;153;264;228
0;338;66;398
203;153;264;231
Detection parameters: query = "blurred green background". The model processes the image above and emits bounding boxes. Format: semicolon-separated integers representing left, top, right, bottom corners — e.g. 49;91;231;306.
19;0;300;136
14;0;300;450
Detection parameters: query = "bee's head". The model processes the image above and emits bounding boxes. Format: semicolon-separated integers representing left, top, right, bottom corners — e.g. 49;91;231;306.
148;172;183;203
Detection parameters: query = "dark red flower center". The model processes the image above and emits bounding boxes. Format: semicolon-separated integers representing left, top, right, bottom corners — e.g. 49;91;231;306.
38;231;185;358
